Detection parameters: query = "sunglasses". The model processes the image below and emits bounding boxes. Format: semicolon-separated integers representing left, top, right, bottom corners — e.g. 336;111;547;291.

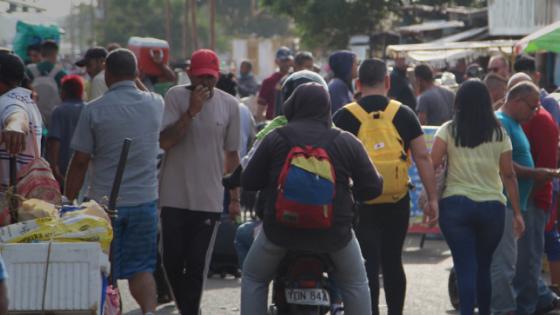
519;98;540;112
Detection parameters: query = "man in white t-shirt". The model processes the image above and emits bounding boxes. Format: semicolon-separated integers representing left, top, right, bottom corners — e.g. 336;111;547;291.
0;52;43;186
0;52;44;313
75;47;108;101
159;49;241;315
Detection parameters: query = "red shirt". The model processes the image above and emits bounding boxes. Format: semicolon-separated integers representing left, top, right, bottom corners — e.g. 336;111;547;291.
522;108;559;211
258;72;284;120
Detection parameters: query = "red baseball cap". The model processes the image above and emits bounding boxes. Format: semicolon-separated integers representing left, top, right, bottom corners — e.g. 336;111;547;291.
189;49;220;79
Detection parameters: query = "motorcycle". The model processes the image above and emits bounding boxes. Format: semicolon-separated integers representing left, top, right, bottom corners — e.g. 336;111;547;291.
268;251;335;315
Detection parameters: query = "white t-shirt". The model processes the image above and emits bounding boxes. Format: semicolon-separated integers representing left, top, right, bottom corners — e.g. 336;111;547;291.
159;85;241;212
89;70;108;101
0;87;43;186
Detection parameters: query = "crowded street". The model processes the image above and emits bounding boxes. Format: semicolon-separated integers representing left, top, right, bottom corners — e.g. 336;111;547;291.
3;0;560;315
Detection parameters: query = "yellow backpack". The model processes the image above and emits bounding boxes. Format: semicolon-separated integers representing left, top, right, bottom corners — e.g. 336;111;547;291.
345;100;410;204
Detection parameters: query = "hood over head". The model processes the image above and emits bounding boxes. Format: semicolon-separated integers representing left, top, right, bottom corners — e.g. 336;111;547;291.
283;82;332;127
328;50;355;82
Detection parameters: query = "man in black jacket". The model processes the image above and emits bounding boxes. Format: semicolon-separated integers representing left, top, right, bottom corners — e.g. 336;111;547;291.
388;57;416;111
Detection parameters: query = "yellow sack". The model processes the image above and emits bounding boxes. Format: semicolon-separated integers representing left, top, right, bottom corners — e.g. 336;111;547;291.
0;214;113;253
53;214;113;253
17;199;59;221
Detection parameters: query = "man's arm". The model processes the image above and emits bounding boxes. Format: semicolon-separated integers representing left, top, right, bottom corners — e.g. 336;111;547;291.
225;150;240;194
225;150;240;217
513;162;556;183
255;101;267;122
416;95;428;125
410;134;438;224
46;138;63;185
417;112;428;125
159;85;210;151
159;112;193;151
157;63;177;83
500;151;525;236
0;281;7;315
64;151;91;202
2;111;29;155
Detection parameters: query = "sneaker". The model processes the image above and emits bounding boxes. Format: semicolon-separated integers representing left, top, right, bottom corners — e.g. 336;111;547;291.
331;303;344;315
157;293;172;304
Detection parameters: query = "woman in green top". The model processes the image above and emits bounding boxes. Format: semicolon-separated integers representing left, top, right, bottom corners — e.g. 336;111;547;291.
430;80;525;315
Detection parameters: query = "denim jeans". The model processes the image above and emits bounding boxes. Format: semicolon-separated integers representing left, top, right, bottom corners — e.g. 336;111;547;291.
491;207;517;315
439;196;505;315
513;203;547;315
234;220;261;267
240;231;372;315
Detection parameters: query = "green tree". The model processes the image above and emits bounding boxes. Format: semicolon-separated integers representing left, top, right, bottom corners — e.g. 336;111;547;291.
411;0;487;7
95;0;224;59
216;0;291;37
261;0;401;49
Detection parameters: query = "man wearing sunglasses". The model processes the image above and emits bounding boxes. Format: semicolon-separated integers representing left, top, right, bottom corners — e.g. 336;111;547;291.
488;55;511;80
514;55;560;127
492;80;560;315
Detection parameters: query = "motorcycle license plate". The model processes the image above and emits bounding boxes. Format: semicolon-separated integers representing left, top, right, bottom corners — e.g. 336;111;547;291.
285;288;330;306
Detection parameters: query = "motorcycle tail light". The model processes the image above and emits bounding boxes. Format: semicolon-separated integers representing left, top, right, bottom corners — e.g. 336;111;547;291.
299;280;318;288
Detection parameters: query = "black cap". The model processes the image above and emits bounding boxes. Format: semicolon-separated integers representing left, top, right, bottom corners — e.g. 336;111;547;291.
0;53;25;85
75;47;108;67
276;46;293;61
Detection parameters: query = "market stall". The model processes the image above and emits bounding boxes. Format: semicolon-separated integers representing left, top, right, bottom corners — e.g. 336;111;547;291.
386;40;516;68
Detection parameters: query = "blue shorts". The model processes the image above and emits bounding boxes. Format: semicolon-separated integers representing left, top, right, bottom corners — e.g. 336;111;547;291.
112;200;158;279
0;255;7;281
545;227;560;262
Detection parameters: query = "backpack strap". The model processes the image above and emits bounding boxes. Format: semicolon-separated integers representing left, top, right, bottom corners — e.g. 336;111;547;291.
28;64;40;78
47;64;62;79
344;102;371;123
384;100;401;121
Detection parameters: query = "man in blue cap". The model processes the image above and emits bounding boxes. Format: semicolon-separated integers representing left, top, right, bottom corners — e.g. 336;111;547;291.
256;46;293;121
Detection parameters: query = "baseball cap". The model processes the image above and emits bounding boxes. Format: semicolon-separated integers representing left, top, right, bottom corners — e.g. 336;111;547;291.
75;47;108;67
189;49;220;79
276;46;293;61
0;53;25;85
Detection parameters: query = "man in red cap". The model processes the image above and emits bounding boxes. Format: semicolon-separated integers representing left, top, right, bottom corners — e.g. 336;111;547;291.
159;49;241;315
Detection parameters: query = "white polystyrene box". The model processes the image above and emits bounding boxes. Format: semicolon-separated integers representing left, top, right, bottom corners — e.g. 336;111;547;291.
1;242;109;314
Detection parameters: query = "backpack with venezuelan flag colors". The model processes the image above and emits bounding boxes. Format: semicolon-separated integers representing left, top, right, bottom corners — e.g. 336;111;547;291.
274;128;339;229
344;100;410;204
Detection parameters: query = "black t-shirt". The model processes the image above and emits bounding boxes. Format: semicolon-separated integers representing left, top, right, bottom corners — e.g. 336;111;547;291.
388;69;417;111
332;95;423;152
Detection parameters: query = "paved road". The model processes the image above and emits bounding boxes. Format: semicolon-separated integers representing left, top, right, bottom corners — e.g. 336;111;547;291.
120;234;560;314
121;234;460;314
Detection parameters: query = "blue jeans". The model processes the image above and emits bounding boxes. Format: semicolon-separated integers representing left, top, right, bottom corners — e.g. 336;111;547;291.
241;232;371;315
234;220;261;267
513;203;547;315
439;196;505;315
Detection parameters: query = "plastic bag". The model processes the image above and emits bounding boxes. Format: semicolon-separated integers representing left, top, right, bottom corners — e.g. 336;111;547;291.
0;214;113;253
13;21;61;63
17;198;58;221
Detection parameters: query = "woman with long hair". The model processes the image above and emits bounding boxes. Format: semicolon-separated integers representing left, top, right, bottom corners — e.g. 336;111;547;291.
431;80;525;315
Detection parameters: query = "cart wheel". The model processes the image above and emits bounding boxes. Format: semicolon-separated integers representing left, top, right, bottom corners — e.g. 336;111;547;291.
448;267;460;310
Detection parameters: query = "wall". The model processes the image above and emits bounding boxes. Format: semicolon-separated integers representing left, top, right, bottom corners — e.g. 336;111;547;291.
488;0;560;36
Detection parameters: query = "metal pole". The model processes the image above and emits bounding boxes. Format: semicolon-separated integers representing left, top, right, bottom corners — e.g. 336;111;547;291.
209;0;215;50
190;0;198;50
183;0;189;57
164;0;172;45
